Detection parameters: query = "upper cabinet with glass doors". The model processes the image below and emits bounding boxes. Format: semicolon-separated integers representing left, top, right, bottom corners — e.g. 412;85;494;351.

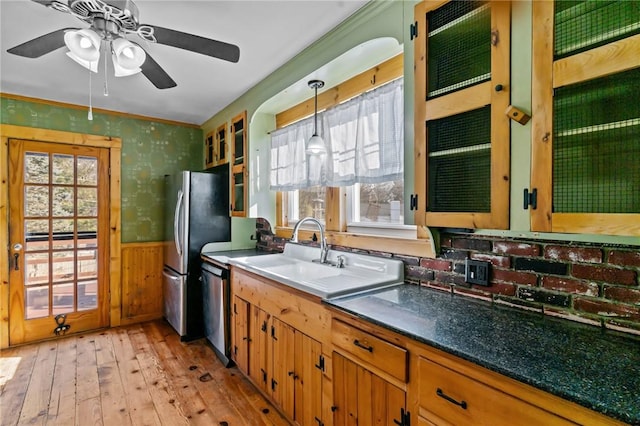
531;1;640;236
204;122;228;169
413;0;511;230
231;111;248;217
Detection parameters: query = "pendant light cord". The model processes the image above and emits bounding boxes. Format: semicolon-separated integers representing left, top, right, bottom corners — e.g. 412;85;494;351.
314;85;318;136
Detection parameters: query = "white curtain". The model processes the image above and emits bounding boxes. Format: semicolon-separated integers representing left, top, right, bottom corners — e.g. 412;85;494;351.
270;78;403;190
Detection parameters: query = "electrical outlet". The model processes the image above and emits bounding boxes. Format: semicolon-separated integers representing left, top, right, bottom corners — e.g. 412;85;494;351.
465;259;490;286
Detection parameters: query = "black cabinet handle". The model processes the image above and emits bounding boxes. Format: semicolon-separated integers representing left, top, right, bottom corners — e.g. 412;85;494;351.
436;388;467;409
353;339;373;352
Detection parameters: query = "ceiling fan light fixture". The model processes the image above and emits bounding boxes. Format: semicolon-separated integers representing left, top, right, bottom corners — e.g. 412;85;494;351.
65;51;98;73
64;29;101;62
112;38;146;76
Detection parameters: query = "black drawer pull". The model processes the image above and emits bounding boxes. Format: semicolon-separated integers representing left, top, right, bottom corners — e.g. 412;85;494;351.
436;388;467;409
353;339;373;352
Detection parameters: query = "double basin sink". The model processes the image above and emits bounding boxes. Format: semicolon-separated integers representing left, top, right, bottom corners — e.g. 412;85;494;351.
229;243;404;299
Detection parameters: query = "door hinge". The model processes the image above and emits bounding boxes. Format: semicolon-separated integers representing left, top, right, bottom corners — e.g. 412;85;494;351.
233;303;237;315
234;345;238;355
271;325;277;340
271;378;277;391
314;417;324;426
410;194;419;211
523;188;537;210
261;321;267;332
410;22;418;40
314;355;325;372
261;368;267;383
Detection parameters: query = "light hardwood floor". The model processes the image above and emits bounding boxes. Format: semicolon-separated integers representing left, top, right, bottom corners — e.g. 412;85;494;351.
0;320;291;426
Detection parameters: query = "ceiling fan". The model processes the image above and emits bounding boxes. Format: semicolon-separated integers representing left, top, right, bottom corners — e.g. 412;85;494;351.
7;0;241;89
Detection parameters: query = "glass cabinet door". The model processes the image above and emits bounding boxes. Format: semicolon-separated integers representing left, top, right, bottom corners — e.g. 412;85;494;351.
231;111;247;217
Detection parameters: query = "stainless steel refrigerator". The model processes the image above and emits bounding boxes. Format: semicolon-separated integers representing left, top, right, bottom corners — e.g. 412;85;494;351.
163;167;230;341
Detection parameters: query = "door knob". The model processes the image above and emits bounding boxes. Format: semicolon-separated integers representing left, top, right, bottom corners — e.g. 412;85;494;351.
12;244;22;271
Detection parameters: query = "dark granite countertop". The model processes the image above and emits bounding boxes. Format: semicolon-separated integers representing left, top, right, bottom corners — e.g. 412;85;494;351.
324;284;640;425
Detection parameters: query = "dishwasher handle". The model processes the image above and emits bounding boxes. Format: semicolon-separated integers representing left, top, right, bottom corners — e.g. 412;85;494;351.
202;262;226;277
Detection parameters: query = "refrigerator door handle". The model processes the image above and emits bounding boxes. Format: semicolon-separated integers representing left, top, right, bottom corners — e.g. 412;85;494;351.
174;190;184;257
162;269;181;280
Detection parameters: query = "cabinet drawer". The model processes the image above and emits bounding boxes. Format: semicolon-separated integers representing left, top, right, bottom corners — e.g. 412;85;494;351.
332;319;408;382
418;357;575;426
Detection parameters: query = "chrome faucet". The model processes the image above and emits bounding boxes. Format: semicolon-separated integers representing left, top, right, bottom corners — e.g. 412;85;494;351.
290;217;328;264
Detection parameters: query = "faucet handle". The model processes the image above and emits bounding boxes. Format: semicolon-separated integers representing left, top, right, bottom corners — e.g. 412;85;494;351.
336;255;346;268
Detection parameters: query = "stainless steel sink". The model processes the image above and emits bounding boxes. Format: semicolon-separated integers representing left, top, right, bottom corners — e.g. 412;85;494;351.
228;243;404;298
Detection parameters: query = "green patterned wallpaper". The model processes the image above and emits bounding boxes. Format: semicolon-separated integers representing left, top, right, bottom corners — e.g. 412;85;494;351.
1;97;203;242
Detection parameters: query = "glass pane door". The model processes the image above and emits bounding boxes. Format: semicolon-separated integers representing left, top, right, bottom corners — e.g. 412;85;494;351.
9;140;109;345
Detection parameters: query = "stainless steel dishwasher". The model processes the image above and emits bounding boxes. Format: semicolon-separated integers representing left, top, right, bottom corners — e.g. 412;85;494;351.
201;262;232;366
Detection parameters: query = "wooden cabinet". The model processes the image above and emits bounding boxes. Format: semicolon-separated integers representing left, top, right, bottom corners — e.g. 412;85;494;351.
333;352;407;426
231;268;327;426
249;305;270;393
204;130;215;169
531;1;640;236
331;319;409;426
413;0;511;230
231;295;250;373
230;111;247;217
205;123;228;169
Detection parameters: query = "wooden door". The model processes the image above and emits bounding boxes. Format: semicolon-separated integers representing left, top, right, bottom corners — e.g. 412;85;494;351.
249;305;270;392
294;332;323;426
333;352;359;426
232;295;250;374
8;139;110;345
271;317;295;419
333;352;407;426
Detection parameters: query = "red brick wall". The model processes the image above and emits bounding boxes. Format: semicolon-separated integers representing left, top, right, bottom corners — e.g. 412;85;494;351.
255;219;640;336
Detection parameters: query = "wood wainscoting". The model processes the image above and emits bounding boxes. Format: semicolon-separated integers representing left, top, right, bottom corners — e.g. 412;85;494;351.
120;242;164;325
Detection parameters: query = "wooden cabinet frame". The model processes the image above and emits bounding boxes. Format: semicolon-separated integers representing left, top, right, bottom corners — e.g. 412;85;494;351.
230;111;248;217
414;0;511;230
531;1;640;236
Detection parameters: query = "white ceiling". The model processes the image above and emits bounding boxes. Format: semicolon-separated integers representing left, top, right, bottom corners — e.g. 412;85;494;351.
0;0;369;125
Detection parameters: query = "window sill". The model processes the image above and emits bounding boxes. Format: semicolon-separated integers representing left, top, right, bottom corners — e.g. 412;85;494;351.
275;226;436;258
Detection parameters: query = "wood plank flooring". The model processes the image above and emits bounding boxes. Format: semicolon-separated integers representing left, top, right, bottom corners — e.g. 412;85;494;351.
0;320;291;426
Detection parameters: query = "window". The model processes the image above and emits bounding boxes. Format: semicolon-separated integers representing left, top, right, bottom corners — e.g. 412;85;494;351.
271;75;404;234
285;187;327;223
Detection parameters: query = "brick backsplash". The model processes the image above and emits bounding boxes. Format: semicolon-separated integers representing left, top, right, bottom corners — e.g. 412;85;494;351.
254;219;640;336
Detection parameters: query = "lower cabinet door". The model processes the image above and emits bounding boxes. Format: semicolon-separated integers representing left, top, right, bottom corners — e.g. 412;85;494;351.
271;318;296;419
333;352;407;426
294;332;323;426
231;296;250;374
249;305;270;393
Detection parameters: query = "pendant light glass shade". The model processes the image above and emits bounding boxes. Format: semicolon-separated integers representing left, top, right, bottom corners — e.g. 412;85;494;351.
112;38;146;76
64;29;101;72
306;79;326;155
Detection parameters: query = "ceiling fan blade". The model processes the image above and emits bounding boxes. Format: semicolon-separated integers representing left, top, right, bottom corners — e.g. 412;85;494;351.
7;28;70;58
141;53;177;89
29;0;57;6
149;26;240;63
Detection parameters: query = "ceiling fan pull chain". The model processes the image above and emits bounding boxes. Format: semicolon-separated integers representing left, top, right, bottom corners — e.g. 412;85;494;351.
88;63;93;121
103;41;109;96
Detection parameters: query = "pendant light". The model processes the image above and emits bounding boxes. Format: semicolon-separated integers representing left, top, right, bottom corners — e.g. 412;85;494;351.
306;79;326;155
